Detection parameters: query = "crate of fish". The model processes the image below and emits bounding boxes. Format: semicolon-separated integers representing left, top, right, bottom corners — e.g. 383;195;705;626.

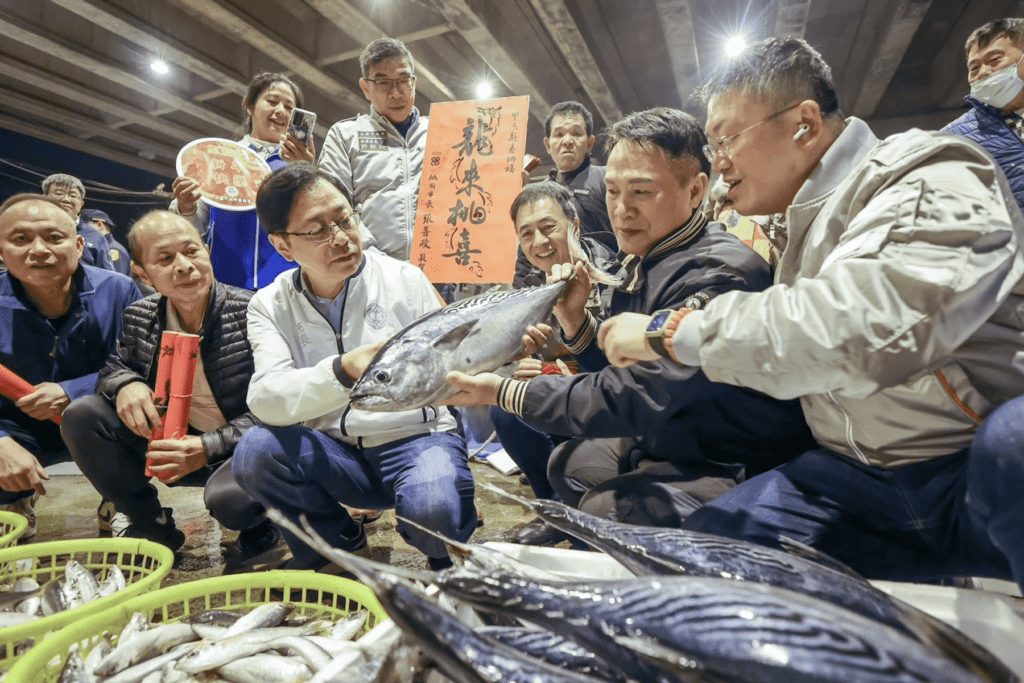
14;569;392;683
0;537;173;671
0;512;28;550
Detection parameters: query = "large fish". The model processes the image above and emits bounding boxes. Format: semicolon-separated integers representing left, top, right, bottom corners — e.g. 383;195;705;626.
349;280;569;412
484;484;1017;683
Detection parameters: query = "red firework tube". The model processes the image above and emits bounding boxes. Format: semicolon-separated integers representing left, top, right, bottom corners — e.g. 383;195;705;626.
149;333;200;482
145;331;179;477
0;363;61;425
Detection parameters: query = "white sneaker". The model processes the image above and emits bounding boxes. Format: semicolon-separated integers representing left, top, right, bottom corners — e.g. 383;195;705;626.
1;492;39;542
97;498;129;535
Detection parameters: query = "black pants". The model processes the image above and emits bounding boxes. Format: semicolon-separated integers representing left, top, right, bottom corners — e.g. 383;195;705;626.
62;395;264;531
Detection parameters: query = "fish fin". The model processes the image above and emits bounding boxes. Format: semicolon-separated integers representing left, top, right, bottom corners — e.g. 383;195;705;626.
776;535;869;580
477;480;536;510
431;320;480;353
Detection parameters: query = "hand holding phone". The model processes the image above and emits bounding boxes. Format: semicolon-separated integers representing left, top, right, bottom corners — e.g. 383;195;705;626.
288;108;316;144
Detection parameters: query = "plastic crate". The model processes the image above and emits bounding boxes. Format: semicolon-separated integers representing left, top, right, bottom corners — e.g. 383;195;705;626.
0;512;28;550
0;538;173;671
12;570;389;683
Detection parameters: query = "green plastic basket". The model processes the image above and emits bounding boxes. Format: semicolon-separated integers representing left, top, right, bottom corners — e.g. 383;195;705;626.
12;570;389;683
0;512;28;550
0;538;173;672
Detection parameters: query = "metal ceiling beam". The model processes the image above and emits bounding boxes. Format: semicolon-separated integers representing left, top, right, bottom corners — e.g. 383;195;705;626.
852;0;932;118
0;54;201;144
0;11;239;133
774;0;812;38
527;0;621;123
166;0;367;113
426;0;553;121
302;0;455;101
316;24;452;67
48;0;249;98
655;0;701;106
0;111;171;176
0;87;179;161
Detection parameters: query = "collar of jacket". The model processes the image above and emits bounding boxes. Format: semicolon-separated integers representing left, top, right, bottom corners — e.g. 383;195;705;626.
549;154;593;185
786;117;878;231
291;257;367;297
616;209;708;293
3;264;95;315
154;280;230;343
369;106;420;136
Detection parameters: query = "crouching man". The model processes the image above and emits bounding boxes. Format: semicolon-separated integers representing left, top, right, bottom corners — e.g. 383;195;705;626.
63;211;278;560
232;163;476;571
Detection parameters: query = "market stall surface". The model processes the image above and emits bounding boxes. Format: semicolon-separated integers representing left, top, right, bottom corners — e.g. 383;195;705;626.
28;460;536;585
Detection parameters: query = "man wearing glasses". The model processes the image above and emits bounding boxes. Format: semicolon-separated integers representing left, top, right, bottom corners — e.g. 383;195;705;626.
319;38;427;262
598;38;1024;591
41;174;113;271
231;163;476;572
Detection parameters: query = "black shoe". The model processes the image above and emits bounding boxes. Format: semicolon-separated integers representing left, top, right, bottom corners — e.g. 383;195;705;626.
117;507;185;551
518;474;530;486
280;522;367;572
236;521;284;561
427;555;453;571
514;517;570;546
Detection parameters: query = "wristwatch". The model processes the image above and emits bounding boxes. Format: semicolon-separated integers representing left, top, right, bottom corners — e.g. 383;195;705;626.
644;309;676;358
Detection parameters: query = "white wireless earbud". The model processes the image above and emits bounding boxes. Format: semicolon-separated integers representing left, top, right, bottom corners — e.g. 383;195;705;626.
793;124;810;141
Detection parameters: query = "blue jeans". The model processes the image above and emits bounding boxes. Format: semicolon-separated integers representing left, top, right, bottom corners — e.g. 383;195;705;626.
232;427;476;566
683;395;1024;589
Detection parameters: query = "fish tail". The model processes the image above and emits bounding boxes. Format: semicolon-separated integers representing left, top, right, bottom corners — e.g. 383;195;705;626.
566;218;622;287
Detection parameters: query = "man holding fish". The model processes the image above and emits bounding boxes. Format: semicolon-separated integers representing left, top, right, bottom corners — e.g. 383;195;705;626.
443;108;814;530
598;38;1024;590
0;194;139;540
231;162;476;572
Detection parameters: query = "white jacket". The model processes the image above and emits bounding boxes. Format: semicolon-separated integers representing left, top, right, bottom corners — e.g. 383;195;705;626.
319;107;428;261
246;250;457;448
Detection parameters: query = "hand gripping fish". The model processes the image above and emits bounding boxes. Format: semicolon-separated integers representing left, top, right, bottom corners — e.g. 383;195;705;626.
349;280;570;412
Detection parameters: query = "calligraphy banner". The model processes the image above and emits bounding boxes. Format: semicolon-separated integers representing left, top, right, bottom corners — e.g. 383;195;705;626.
411;96;530;283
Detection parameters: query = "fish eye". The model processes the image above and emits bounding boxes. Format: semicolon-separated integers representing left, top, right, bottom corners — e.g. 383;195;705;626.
373;370;390;383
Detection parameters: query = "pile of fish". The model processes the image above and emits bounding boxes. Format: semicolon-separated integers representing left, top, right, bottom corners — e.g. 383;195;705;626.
0;559;127;629
55;600;400;683
267;492;1019;683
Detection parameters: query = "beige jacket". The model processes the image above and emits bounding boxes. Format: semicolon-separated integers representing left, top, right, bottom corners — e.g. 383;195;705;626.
679;118;1024;467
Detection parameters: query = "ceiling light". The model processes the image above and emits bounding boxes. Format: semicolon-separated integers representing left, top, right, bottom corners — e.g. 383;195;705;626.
476;82;492;99
725;36;747;57
151;59;169;75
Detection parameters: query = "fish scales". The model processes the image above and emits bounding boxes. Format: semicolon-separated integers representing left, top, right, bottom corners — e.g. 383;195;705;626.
525;496;1016;682
350;280;568;412
439;572;989;683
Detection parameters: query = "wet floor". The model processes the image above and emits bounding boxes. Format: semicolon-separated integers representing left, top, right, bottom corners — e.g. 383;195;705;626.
30;459;540;585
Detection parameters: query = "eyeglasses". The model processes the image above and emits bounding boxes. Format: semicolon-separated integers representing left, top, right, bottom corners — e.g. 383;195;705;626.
703;102;802;163
47;187;83;201
286;213;360;243
363;76;416;93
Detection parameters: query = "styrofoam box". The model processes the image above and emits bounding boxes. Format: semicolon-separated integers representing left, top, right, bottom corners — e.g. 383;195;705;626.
483;542;1024;678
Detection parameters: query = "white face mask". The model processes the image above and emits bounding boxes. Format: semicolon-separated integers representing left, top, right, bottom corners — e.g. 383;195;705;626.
971;54;1024;109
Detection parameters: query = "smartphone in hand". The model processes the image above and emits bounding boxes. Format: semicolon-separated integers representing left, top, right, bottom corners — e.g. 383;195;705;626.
288;108;317;144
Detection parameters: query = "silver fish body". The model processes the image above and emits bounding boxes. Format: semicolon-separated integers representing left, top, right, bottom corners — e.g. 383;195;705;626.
95;622;198;676
440;571;990;683
220;602;293;638
478;626;626;682
327;610;366;642
175;624;319;673
349;280;568;412
215;654;312;683
527;496;1016;683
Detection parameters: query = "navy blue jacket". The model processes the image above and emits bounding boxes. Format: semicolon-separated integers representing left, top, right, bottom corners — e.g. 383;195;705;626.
0;265;140;439
943;95;1024;211
76;219;115;271
517;220;815;470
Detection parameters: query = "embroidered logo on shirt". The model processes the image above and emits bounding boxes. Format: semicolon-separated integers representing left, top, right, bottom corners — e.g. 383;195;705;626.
682;292;710;310
365;303;388;330
359;131;388;152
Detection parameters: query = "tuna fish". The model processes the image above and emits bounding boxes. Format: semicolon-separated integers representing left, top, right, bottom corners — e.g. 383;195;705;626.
482;484;1017;683
349;280;570;412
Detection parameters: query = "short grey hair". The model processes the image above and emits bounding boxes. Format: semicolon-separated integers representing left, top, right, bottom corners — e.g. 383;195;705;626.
965;18;1024;56
510;181;578;225
359;38;415;78
699;37;842;123
41;173;85;198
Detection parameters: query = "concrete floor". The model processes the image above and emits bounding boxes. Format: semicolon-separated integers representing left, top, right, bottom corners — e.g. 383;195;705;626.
29;458;538;586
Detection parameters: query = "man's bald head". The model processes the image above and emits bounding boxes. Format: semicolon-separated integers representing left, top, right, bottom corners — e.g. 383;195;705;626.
127;210;204;265
0;194;76;232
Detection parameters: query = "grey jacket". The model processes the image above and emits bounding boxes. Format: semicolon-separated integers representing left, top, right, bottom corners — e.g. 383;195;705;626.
319;107;428;261
677;118;1024;467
